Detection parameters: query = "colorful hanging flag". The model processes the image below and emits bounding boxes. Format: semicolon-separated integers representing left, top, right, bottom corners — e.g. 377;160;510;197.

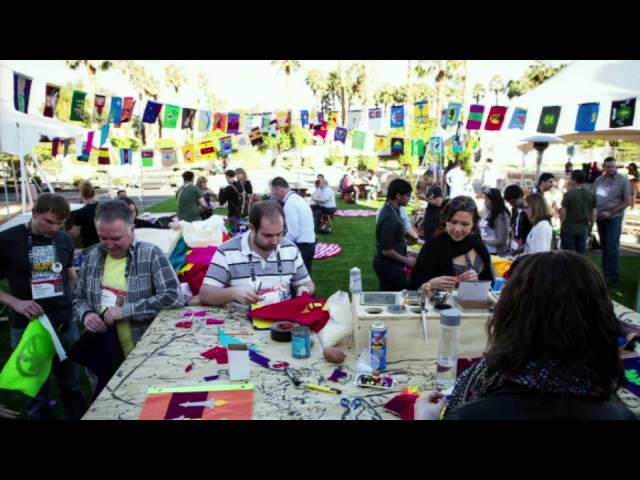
445;103;462;127
63;139;71;157
300;110;310;128
0;318;56;397
213;112;228;132
120;97;136;123
374;134;387;153
227;113;240;134
43;83;61;118
143;100;163;123
51;138;61;158
141;150;154;168
352;130;367;151
269;119;279;138
180;108;196;130
610;98;636;128
249;127;264;146
508;107;527;129
411;139;425;157
199;141;216;160
440;107;448;128
537;106;561;133
310;111;318;126
98;147;110;165
391;137;404;155
261;113;272;131
414;101;430;124
161;148;177;167
276;111;291;131
92;94;108;124
485;106;508;131
390;105;404;128
334;127;348;144
452;134;465;153
99;124;110;147
13;72;32;113
575;103;599;132
76;140;89;162
347;110;362;130
317;112;325;124
430;136;444;157
120;148;132;165
328;111;339;129
466;105;485;130
368;108;383;131
220;136;234;155
236;134;251;151
163;104;180;129
84;131;94;156
313;121;328;139
70;90;87;122
182;144;195;163
197;110;212;132
106;96;122;125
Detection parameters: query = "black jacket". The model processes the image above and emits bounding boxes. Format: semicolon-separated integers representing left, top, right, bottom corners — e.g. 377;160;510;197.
446;383;637;420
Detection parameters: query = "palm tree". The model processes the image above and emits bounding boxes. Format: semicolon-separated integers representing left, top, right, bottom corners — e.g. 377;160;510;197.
373;83;396;117
164;64;187;95
271;60;302;109
472;83;486;104
65;60;113;96
489;75;505;105
305;68;327;110
415;60;464;126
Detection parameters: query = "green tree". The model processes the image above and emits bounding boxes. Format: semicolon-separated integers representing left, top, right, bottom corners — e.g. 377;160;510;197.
472;83;486;104
373;83;396;117
164;64;187;94
305;68;328;111
488;75;505;105
415;60;465;125
271;60;302;109
506;60;567;99
65;60;113;96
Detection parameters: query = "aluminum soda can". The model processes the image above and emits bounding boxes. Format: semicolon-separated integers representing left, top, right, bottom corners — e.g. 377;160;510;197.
369;321;387;370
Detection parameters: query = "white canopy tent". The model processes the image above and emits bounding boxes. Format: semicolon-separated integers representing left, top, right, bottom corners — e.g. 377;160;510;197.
0;102;89;212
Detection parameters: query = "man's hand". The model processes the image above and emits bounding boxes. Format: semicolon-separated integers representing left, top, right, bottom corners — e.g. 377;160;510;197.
103;306;124;327
11;299;44;319
405;256;417;268
0;403;19;419
232;287;263;305
83;312;107;333
414;391;447;420
599;210;612;219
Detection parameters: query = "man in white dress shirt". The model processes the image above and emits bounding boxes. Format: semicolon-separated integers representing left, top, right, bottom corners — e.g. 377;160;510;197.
271;177;317;274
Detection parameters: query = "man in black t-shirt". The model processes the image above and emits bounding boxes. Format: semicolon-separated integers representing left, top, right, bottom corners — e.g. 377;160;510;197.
70;180;99;248
0;193;87;420
373;179;416;291
504;184;533;255
218;170;246;228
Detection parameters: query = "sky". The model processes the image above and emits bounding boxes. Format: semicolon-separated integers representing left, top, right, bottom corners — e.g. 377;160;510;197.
0;60;570;112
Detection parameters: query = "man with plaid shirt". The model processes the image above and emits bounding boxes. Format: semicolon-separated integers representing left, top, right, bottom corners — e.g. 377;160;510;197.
73;200;183;356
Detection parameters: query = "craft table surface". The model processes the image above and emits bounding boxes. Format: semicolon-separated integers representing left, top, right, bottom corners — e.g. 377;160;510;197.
83;302;640;420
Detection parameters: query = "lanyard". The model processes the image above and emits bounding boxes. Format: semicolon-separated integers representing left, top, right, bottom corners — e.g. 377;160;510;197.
247;251;282;283
26;222;61;276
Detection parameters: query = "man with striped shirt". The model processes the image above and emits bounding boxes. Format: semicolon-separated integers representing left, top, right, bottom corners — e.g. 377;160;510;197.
199;201;315;307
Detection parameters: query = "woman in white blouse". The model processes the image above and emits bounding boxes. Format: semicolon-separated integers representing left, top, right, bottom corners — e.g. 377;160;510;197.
523;193;553;254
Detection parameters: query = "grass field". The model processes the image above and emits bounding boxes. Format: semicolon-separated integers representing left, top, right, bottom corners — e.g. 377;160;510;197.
1;196;638;418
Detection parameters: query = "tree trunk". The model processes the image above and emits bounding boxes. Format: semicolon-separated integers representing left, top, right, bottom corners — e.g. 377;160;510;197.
405;60;413;141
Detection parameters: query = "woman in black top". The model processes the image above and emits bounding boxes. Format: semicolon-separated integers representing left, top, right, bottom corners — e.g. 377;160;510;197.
70;181;99;248
120;197;172;229
408;196;494;291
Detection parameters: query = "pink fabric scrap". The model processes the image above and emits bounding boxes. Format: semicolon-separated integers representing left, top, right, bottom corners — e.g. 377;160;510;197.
192;311;207;317
185;364;193;372
175;321;193;329
206;318;225;325
200;346;229;364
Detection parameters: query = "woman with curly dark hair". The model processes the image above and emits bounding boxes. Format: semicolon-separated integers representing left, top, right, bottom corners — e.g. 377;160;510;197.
415;251;635;420
479;188;511;256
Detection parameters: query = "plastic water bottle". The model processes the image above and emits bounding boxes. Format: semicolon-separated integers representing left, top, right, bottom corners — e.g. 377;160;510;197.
349;267;362;294
436;308;461;389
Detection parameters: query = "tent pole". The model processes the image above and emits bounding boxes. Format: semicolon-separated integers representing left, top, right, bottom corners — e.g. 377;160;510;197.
32;153;54;193
3;163;10;216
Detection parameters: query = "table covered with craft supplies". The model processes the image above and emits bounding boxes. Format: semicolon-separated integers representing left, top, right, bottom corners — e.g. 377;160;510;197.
82;291;640;420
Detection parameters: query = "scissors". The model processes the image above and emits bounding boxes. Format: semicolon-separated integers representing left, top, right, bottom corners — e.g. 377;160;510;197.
340;397;364;420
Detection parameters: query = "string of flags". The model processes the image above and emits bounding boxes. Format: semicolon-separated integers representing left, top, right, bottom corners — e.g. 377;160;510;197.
10;69;639;168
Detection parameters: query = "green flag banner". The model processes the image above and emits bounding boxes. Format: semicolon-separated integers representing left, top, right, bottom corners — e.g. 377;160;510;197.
352;130;366;151
411;139;425;157
163;104;180;129
70;90;87;122
0;317;56;397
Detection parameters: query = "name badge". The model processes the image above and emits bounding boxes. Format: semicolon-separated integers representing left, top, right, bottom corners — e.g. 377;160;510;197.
31;276;64;299
596;186;609;197
101;286;127;309
253;283;291;308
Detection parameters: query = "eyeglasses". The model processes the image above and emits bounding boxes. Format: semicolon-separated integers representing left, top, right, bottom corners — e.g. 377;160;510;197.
449;198;477;212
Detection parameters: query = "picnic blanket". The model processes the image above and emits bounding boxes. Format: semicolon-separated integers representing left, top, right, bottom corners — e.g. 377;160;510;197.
334;209;378;217
314;242;342;260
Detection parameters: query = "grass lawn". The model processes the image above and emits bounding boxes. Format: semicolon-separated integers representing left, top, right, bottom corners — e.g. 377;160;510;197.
1;196;638;418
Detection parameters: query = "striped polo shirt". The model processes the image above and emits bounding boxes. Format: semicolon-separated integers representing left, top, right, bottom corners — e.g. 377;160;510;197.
203;231;311;290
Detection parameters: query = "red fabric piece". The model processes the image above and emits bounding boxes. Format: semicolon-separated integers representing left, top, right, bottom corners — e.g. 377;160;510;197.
181;264;209;296
200;346;229;364
384;393;420;420
192;311;207;317
183;311;194;317
206;318;225;325
185;364;193;372
248;294;330;333
272;362;289;368
175;321;193;329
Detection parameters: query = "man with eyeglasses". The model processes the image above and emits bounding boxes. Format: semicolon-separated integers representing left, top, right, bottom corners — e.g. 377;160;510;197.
374;179;417;291
199;201;314;308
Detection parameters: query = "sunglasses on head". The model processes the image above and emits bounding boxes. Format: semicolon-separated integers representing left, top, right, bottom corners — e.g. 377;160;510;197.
449;198;476;212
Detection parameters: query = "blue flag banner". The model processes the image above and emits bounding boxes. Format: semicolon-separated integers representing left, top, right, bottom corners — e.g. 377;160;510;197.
575;103;599;132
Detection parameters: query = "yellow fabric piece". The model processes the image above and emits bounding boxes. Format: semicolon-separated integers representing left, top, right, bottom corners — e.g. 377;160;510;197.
251;318;275;330
179;263;194;274
491;255;512;278
102;255;135;357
